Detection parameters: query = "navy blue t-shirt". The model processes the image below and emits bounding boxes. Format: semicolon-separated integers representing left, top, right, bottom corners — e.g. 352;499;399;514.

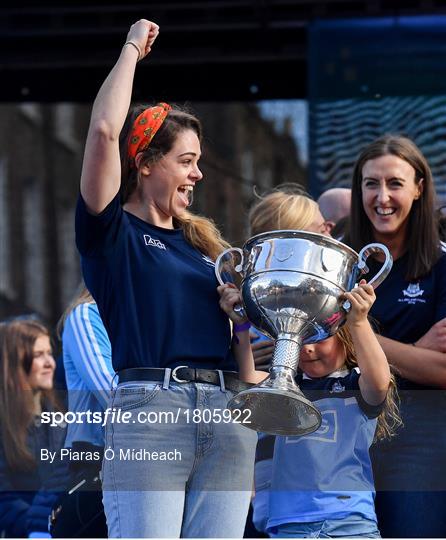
368;249;446;389
75;194;235;372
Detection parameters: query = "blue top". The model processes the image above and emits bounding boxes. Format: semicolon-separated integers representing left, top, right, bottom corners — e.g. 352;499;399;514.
368;250;446;389
63;302;115;448
75;194;235;372
0;415;67;537
266;368;383;530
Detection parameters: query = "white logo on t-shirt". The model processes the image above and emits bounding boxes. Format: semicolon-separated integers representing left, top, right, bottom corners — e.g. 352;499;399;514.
143;235;166;250
402;283;424;298
285;410;338;444
398;282;426;305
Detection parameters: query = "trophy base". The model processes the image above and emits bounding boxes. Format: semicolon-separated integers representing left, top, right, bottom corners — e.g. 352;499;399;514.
228;367;322;436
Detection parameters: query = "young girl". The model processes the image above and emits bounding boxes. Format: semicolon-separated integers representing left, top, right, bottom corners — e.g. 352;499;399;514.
218;277;400;538
241;186;331;537
0;319;66;538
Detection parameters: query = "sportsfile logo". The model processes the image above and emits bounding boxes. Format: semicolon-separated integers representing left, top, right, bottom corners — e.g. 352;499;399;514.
143;235;166;250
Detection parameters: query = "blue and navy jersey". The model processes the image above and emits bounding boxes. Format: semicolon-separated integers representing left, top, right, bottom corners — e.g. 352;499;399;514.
368;250;446;390
266;368;383;529
75;194;235;372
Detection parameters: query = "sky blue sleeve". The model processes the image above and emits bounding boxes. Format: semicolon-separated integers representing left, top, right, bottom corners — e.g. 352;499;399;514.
63;303;115;409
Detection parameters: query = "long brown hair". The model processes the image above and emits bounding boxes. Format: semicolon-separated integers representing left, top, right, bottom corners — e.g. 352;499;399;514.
0;320;57;470
119;104;229;260
345;134;440;280
337;326;402;441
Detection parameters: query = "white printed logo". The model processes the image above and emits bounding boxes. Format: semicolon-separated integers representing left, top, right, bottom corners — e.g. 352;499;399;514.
402;283;424;298
398;282;426;305
285;409;337;444
143;235;166;250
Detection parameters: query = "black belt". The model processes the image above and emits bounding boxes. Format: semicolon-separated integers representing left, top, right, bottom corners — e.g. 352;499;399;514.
256;434;275;462
117;367;253;394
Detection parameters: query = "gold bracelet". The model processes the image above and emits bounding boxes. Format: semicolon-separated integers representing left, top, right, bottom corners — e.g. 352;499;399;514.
124;41;141;61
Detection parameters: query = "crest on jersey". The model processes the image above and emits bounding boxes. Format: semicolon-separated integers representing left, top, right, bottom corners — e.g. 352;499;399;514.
330;380;346;394
402;282;424;298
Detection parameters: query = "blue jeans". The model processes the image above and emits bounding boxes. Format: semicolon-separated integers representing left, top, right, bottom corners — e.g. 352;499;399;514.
269;516;380;538
102;378;257;538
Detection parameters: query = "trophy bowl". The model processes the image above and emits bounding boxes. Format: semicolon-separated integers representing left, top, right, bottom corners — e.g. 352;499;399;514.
215;230;392;436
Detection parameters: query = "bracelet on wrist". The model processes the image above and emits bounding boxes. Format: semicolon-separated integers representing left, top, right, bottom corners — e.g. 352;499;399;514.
232;321;251;345
234;321;251;333
124;41;141;61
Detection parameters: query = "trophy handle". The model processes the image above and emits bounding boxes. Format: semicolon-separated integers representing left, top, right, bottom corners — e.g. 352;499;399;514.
215;247;244;285
215;248;246;318
343;242;393;311
357;242;393;289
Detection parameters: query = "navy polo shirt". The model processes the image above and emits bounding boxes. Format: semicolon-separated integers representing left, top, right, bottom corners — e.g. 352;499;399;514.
75;194;235;372
368;251;446;343
368;249;446;389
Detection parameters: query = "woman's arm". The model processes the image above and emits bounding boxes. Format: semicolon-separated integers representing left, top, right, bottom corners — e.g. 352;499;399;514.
376;335;446;388
217;284;267;384
80;19;159;214
63;303;115;409
343;281;391;405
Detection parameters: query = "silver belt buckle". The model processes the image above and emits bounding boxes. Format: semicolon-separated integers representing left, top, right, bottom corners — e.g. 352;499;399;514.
171;365;190;383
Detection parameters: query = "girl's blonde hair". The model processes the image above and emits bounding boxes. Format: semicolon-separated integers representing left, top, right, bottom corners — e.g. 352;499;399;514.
57;284;94;338
249;187;320;236
337;326;402;441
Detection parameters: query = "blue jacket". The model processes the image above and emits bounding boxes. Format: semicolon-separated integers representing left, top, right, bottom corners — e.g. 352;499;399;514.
0;415;67;537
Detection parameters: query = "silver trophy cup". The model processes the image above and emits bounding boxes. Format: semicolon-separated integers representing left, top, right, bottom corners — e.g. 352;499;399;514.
215;230;392;436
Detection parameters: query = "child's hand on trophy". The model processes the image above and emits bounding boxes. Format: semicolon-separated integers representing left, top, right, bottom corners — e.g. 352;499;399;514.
217;283;248;324
342;279;376;328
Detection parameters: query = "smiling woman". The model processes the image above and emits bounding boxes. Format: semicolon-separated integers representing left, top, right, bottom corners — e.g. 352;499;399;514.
361;154;423;259
345;134;446;538
0;320;67;538
75;18;258;539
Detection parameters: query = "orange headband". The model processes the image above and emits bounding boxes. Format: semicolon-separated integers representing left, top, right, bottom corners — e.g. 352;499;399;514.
128;102;172;167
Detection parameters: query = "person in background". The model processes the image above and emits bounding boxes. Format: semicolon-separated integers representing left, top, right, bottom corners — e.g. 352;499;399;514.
344;134;446;538
76;18;257;538
317;187;351;230
0;319;67;538
50;286;113;538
